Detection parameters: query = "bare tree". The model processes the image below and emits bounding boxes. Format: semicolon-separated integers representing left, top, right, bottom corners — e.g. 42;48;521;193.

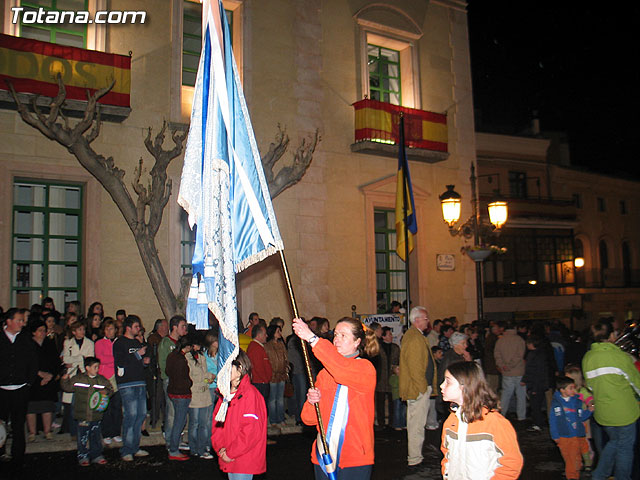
6;77;319;318
7;76;186;318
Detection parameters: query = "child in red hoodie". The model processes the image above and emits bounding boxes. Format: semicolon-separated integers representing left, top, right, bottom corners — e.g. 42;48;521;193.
211;350;267;479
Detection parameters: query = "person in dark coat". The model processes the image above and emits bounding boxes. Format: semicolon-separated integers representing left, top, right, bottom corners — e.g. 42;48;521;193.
466;326;484;363
0;308;38;468
374;326;400;428
26;319;61;441
43;311;64;354
521;334;549;431
165;335;193;460
483;321;505;394
564;330;588;367
531;323;559;413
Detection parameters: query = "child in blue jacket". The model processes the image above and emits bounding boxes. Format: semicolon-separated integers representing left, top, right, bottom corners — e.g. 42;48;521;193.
549;375;594;480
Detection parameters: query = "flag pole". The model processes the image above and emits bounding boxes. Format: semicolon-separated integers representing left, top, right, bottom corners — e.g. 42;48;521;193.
278;250;331;456
400;113;411;323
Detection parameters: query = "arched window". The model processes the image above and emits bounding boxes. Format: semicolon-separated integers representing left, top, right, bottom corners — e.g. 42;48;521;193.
599;240;608;286
622;241;631;286
574;239;584;258
354;4;423;109
574;238;585;287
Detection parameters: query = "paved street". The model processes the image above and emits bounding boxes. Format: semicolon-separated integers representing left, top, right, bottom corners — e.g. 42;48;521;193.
1;419;567;480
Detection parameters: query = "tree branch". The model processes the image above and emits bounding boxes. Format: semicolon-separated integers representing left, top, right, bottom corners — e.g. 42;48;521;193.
132;157;149;230
265;128;320;198
86;105;102;144
71;80;114;143
31;95;49;129
261;124;289;186
59;109;71;131
47;74;67;127
141;122;187;237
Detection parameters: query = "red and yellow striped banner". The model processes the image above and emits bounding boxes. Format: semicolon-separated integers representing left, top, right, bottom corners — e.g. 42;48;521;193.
0;33;130;107
353;99;447;152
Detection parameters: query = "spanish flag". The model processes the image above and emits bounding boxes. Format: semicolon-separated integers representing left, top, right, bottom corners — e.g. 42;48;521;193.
353;99;447;152
0;33;131;107
395;115;417;261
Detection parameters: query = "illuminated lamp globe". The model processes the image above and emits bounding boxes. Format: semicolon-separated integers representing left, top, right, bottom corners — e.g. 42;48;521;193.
439;185;462;227
488;200;508;229
574;257;585;268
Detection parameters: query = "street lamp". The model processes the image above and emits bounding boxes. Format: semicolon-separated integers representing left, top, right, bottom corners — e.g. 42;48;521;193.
440;186;508;238
487;200;508;230
440;185;462;227
439;163;508;322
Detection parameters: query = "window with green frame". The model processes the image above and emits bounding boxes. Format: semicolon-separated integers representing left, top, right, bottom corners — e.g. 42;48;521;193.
183;0;234;87
12;180;83;310
374;209;407;313
19;0;88;48
180;210;196;275
368;44;401;105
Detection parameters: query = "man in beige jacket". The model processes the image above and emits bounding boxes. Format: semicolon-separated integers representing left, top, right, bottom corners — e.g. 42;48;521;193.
494;321;526;420
399;306;437;468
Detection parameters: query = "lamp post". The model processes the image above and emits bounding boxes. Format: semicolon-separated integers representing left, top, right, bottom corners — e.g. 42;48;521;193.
439;163;508;322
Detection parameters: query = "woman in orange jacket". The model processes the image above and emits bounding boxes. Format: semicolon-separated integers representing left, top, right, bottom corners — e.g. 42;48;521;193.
293;317;379;480
440;361;523;480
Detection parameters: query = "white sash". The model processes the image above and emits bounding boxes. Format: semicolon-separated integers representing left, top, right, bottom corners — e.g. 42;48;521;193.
316;384;349;477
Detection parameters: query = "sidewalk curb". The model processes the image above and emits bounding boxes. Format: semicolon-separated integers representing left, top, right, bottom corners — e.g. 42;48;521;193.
8;423;303;454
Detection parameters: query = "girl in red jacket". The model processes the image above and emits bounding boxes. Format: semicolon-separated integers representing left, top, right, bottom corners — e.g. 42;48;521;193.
440;361;523;480
293;317;379;480
211;349;267;479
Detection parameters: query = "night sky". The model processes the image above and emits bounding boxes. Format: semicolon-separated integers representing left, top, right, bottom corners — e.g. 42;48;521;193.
467;1;640;179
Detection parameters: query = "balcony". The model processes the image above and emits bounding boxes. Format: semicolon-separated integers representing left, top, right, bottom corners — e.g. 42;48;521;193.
484;281;578;297
0;34;131;122
351;99;449;163
576;269;640;289
476;171;578;225
480;194;577;226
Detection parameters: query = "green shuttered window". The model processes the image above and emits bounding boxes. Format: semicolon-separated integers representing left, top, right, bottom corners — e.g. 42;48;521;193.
12;180;83;309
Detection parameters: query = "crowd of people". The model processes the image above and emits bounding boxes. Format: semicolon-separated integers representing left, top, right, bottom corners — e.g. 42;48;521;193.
1;299;639;480
393;309;640;480
0;300;222;469
231;308;639;480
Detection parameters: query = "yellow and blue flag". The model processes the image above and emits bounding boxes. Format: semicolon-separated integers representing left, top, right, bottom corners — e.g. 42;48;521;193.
395;115;417;261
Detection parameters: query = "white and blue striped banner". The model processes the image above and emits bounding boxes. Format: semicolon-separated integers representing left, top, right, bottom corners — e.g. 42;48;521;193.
178;0;283;420
316;384;348;480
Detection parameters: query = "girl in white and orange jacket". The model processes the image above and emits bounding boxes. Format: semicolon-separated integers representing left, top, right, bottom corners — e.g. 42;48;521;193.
440;361;523;480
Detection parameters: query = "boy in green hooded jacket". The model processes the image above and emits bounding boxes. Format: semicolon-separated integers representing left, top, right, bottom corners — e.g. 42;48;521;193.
61;356;113;466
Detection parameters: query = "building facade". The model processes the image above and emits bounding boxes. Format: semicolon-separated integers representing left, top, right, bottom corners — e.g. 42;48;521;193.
1;0;481;328
476;132;640;329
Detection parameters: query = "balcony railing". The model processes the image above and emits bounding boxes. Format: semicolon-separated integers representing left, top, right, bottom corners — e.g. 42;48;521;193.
484;281;577;297
351;99;449;163
485;269;640;297
576;269;640;288
479;194;577;223
480;193;575;205
0;33;131;121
